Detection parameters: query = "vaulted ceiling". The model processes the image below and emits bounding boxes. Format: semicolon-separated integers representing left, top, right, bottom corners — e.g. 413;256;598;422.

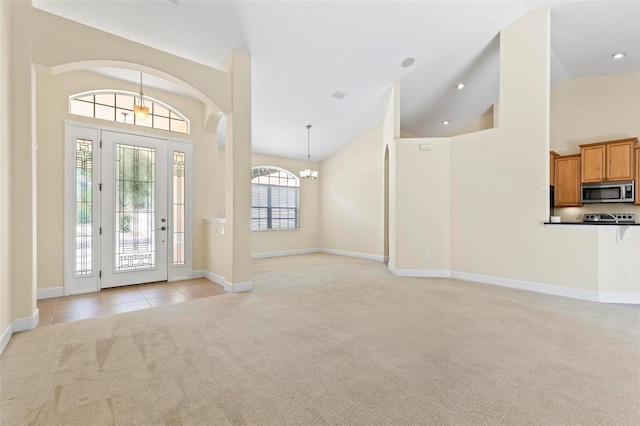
33;1;640;160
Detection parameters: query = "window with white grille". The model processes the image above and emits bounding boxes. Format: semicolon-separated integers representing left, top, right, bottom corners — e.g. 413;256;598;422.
69;90;190;134
251;167;300;231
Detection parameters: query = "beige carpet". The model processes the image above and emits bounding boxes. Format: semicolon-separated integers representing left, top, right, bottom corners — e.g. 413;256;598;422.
1;253;639;425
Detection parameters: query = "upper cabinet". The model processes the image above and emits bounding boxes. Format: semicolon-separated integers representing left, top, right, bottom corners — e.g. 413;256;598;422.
554;154;581;207
550;151;560;185
580;138;638;183
636;148;640;205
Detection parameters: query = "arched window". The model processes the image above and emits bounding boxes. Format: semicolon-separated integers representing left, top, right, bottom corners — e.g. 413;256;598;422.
69;90;190;134
251;166;300;231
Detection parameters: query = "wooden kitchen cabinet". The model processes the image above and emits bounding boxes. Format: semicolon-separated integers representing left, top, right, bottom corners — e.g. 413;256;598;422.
580;138;637;183
636;148;640;205
554;154;581;207
550;151;560;186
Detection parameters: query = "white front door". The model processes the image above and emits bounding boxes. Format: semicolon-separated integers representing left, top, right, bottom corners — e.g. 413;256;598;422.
100;131;169;287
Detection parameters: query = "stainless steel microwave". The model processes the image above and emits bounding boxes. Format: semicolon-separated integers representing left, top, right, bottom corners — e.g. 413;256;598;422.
581;181;634;203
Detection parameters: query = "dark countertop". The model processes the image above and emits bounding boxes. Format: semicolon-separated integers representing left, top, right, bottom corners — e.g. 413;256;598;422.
544;222;640;226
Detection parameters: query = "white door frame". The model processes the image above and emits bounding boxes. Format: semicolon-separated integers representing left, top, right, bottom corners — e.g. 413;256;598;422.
64;120;193;295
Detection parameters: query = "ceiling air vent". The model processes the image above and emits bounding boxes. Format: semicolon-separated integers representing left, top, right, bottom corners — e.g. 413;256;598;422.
331;91;348;100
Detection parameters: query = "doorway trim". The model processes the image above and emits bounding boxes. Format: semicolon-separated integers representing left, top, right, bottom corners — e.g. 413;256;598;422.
63;120;194;296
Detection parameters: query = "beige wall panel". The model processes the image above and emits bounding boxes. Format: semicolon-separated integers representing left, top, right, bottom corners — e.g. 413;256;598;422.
446;109;494;137
251;153;320;255
193;132;218;270
320;126;385;257
396;138;450;270
0;0;11;333
31;9;231;113
204;223;229;281
35;70;211;290
383;86;397;263
223;52;252;286
551;72;640;155
449;8;600;291
9;0;36;320
597;228;640;294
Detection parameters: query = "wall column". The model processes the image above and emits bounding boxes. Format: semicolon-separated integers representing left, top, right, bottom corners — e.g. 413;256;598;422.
223;51;252;291
385;82;400;270
9;0;37;327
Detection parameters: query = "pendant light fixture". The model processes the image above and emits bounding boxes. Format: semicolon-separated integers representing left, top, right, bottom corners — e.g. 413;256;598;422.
300;124;319;179
134;72;149;121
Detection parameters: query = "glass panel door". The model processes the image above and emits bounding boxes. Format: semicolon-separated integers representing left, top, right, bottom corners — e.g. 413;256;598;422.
101;131;168;287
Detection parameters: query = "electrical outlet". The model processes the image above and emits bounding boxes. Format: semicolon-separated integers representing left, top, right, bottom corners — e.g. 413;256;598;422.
220;226;225;235
425;253;431;261
576;213;582;220
625;270;632;279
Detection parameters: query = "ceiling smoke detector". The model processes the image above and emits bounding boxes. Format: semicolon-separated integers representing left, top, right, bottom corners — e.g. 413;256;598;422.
332;91;348;100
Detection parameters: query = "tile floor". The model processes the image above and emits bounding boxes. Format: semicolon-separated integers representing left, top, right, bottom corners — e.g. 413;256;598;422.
37;278;226;327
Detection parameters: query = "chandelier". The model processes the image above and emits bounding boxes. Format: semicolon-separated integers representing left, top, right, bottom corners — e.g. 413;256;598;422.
134;72;149;121
300;124;319;179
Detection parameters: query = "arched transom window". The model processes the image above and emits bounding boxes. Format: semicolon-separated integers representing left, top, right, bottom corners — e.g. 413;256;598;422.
69;90;190;134
251;167;300;231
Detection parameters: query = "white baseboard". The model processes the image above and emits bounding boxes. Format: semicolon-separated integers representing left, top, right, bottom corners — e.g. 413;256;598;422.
387;267;639;305
0;309;40;356
38;286;64;300
0;323;12;355
450;271;602;302
223;280;253;293
388;264;451;277
13;309;40;332
598;292;640;304
204;270;226;287
195;270;251;293
320;248;385;262
252;248;320;259
192;270;205;279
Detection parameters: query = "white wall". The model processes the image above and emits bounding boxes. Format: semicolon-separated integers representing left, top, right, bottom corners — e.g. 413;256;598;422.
0;0;12;338
446;107;494;137
320;126;385;259
551;72;640;154
395;138;450;272
449;8;603;292
10;1;37;322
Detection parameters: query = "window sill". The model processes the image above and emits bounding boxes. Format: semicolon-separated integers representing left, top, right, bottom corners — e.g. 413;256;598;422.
203;218;226;223
252;228;300;232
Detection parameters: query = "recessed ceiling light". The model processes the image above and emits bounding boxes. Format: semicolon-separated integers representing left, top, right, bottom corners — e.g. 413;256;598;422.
442;120;450;125
456;82;465;90
401;58;415;68
612;52;626;59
